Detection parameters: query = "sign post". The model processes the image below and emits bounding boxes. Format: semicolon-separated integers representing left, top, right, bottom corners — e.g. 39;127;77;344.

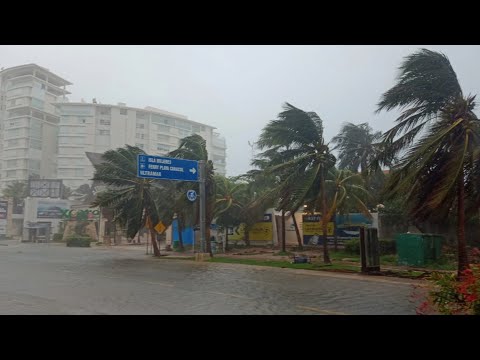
198;160;206;253
137;154;204;254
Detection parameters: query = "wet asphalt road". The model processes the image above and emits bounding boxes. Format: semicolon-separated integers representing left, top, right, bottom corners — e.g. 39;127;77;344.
0;242;419;315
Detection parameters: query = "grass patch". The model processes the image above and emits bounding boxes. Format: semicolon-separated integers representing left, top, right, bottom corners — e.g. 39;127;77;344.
329;251;360;262
380;254;398;265
209;257;360;272
385;270;427;279
273;251;294;256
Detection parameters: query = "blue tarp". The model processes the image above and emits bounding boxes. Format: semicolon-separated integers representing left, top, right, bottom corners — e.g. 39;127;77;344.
172;219;194;245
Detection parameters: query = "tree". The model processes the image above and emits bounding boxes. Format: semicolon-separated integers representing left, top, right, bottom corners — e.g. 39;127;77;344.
169;134;215;255
332;122;389;206
325;168;372;250
72;184;96;205
2;181;27;202
376;48;480;276
256;103;336;263
214;175;247;251
62;186;72;200
91;145;163;257
332;122;383;176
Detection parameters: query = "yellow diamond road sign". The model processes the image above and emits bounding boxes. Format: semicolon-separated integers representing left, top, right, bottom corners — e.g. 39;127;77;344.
155;221;166;234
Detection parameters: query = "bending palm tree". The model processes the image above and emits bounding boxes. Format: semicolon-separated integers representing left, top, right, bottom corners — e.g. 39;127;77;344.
91;145;163;257
332;122;383;176
214;175;247;250
377;48;480;275
257;103;336;263
169;134;215;255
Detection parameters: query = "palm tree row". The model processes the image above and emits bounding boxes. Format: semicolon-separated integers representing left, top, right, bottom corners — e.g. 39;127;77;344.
86;48;479;277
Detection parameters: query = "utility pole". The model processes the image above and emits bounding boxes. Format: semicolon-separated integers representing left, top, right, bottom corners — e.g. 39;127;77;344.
199;160;206;253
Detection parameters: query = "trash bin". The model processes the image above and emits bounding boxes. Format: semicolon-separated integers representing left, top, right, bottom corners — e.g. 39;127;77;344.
396;233;444;267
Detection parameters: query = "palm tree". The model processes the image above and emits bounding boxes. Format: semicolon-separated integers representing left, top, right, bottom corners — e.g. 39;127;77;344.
72;184;96;205
256;103;336;263
62;186;73;200
325;168;372;250
376;48;480;276
2;181;27;202
91;145;163;257
214;175;247;250
332;122;383;175
169;134;215;255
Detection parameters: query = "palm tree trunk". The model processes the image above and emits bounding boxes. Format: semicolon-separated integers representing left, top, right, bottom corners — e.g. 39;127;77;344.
244;225;250;246
206;225;212;256
225;227;229;252
457;176;469;277
361;159;369;189
149;226;161;257
177;215;184;250
320;166;331;264
334;218;338;252
291;210;303;250
281;209;286;253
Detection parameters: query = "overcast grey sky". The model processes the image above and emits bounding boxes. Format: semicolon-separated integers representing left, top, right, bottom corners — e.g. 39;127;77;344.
2;45;480;176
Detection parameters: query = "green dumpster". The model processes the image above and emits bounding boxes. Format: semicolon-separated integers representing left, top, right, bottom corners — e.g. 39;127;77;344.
395;233;444;267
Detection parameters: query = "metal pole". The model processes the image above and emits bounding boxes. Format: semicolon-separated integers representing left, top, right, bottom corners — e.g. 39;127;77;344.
199;160;206;253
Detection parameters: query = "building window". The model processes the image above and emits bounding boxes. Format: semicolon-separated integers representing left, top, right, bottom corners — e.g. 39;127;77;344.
192;125;200;133
99;119;110;125
6;170;16;178
98;130;110;136
6;128;21;139
156;124;170;133
157;134;169;142
157;144;170;152
97;107;111;115
7;139;19;147
136;112;147;120
120;109;128;115
178;129;190;138
136;133;145;139
30;139;42;150
136;123;145;129
6;160;17;168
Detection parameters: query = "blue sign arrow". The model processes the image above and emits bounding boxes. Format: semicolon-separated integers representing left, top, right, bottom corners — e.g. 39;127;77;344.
137;154;199;182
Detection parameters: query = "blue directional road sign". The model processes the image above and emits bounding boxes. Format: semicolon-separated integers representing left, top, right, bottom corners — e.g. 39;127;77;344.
186;190;197;202
137;154;199;182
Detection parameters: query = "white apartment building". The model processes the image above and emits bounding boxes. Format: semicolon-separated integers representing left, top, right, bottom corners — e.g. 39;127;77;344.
55;102;227;189
0;64;71;190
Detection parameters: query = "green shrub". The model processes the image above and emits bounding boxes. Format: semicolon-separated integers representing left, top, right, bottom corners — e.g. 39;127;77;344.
344;239;360;254
53;233;64;242
379;239;396;255
344;238;396;255
66;235;92;248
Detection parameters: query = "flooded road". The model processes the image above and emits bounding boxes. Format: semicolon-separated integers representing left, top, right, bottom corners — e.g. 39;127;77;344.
0;243;418;314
